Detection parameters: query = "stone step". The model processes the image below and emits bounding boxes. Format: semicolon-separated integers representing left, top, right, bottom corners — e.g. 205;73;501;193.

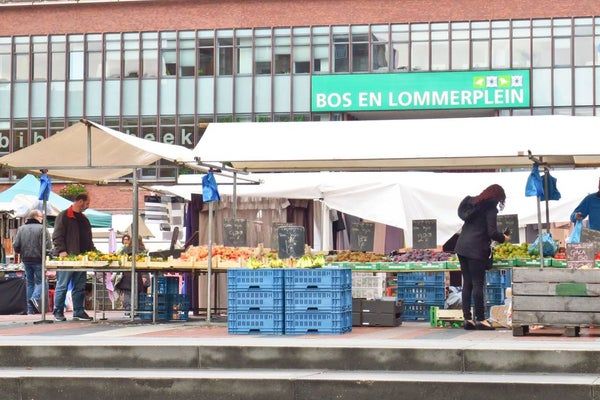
1;341;600;374
0;368;598;400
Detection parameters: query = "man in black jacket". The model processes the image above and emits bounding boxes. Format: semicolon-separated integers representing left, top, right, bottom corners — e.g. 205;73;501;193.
13;210;52;314
52;193;95;321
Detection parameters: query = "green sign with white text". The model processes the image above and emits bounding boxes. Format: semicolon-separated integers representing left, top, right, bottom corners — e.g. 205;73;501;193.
311;70;530;112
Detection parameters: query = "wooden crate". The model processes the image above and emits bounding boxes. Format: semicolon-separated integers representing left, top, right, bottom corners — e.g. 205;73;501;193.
512;268;600;337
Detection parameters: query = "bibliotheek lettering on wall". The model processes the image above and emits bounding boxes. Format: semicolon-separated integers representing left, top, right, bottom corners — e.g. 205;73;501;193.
311;70;530;112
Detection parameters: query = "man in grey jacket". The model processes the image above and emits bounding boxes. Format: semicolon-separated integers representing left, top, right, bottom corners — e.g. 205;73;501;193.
13;209;52;314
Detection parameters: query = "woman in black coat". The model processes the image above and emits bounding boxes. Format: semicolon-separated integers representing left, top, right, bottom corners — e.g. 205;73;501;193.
454;184;510;330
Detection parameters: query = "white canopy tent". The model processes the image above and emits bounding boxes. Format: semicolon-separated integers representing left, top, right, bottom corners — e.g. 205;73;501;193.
0;119;198;323
0;120;194;182
153;169;598;248
193;116;600;172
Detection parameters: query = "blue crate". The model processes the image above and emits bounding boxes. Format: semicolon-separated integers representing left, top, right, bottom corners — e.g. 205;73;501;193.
284;268;351;290
157;276;180;294
139;293;190;321
397;272;445;286
486;269;512;287
402;303;443;321
285;311;352;334
228;289;284;312
228;311;284;334
138;293;168;310
397;286;445;304
484;286;506;305
284;289;352;312
227;269;285;290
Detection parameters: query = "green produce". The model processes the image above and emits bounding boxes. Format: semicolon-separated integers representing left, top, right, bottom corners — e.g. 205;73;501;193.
493;242;532;260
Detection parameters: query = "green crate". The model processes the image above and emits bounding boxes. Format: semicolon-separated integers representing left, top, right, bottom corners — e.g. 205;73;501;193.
492;259;516;268
514;258;552;267
410;261;447;270
550;259;567;268
350;262;380;271
445;261;460;270
378;262;414;271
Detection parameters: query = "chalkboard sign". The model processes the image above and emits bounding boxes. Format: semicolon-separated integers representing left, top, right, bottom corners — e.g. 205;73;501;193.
277;225;305;259
497;214;520;243
349;221;375;252
566;242;595;269
223;218;247;247
580;228;600;246
412;219;437;249
271;222;293;250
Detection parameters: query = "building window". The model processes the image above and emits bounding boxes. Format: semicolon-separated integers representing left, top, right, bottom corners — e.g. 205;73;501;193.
431;23;448;71
123;33;139;78
14;37;30;81
351;25;369;72
333;26;349;73
179;31;195;77
197;32;214;76
274;28;291;74
87;34;103;79
0;39;11;82
32;37;47;81
312;27;330;73
69;35;84;80
105;33;121;79
392;24;409;71
411;23;429;71
254;29;272;75
293;28;310;74
160;32;176;77
554;37;571;67
51;36;66;80
491;21;510;69
217;31;233;76
236;29;253;74
142;32;158;78
371;25;389;72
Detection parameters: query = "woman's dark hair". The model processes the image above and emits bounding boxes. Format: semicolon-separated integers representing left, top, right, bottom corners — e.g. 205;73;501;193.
121;234;132;244
473;184;506;206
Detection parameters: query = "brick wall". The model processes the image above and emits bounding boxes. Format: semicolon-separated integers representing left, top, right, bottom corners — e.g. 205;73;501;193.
1;0;599;36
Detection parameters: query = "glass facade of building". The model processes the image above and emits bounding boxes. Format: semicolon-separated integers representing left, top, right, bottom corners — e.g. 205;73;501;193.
1;17;600;178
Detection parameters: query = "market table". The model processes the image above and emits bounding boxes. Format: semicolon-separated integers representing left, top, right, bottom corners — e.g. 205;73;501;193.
45;260;230;322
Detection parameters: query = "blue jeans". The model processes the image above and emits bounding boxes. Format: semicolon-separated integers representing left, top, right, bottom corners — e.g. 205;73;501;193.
53;271;87;314
23;262;42;314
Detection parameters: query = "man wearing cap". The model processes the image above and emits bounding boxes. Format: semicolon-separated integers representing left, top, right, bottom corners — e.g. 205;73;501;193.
571;178;600;231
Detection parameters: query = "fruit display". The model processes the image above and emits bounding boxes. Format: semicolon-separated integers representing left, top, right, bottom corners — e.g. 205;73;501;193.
246;253;326;269
493;243;532;260
389;249;452;263
327;251;387;263
56;251;121;262
181;245;256;261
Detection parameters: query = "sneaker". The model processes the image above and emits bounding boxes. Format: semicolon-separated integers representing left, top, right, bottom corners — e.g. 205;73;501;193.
53;311;66;322
72;311;93;321
30;298;40;314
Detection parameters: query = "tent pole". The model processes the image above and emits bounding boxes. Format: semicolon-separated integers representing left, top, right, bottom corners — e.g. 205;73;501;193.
34;197;52;324
131;168;138;322
232;172;237;219
543;169;550;234
207;201;213;323
536;193;544;270
86;124;92;168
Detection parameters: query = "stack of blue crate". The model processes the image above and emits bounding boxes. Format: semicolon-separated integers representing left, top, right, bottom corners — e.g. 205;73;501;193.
484;269;512;318
139;276;189;321
397;271;445;321
227;269;285;334
284;268;352;334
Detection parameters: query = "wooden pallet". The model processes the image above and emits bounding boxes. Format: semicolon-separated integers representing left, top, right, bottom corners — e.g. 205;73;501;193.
512;269;600;337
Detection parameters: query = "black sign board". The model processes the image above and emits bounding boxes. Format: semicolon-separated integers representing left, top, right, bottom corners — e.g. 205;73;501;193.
349;221;375;252
497;214;520;243
412;219;437;249
566;242;595;269
277;225;305;259
580;228;600;246
223;218;247;247
271;222;293;250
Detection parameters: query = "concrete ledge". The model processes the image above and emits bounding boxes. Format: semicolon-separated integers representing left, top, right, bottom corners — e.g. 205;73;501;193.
1;370;599;400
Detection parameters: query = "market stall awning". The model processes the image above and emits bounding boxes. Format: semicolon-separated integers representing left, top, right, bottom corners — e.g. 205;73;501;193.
0;120;195;182
193;116;600;172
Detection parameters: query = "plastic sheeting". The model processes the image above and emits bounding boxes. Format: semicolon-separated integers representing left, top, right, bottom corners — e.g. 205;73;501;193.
152;169;599;247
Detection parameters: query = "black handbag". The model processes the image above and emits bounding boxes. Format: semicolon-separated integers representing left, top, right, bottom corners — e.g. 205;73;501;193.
442;232;460;253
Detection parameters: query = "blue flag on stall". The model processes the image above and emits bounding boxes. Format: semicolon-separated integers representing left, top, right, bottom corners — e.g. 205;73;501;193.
39;172;52;201
202;171;220;203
